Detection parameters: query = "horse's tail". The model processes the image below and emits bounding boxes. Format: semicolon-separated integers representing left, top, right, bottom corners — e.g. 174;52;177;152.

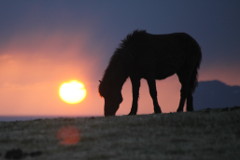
191;44;202;93
191;66;199;93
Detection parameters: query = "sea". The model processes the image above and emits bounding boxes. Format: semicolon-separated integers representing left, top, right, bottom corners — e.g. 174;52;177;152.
0;115;98;122
0;116;63;122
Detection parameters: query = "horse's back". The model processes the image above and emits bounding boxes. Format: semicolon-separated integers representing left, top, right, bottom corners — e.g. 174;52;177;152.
128;31;201;59
126;31;201;79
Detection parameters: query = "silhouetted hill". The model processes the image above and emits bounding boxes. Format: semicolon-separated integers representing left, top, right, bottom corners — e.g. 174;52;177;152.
194;80;240;110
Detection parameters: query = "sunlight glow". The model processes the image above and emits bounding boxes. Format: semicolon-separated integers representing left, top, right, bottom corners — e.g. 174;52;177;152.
57;126;80;145
59;80;87;104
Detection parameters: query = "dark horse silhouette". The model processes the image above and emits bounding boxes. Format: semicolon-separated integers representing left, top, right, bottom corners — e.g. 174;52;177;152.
99;30;202;116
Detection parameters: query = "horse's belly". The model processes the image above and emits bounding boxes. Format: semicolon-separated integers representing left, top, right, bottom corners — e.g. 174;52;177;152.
154;69;176;79
154;63;179;79
135;65;176;79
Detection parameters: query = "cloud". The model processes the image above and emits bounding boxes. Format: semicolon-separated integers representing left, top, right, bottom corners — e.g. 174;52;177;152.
0;30;102;84
0;31;105;116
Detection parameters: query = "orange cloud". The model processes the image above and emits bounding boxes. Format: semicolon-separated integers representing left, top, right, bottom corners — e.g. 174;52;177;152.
0;31;103;116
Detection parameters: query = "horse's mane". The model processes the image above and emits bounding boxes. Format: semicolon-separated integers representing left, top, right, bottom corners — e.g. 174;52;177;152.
99;30;147;96
112;30;148;67
106;30;147;73
115;30;148;54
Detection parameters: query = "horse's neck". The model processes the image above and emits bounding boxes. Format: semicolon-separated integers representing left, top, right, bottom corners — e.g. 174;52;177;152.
104;68;128;91
116;73;128;89
103;52;130;90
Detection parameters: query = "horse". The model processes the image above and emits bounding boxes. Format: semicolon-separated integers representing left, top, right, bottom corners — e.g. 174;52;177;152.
99;30;202;116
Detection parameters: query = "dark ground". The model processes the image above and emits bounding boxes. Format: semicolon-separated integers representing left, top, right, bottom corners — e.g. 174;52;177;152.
0;107;239;160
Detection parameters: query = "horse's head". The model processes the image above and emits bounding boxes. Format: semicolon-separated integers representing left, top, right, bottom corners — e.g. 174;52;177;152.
99;81;123;116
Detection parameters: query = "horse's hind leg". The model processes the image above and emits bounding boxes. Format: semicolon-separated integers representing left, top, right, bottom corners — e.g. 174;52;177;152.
177;69;197;112
177;83;188;112
147;78;162;113
187;94;193;111
177;72;191;112
186;69;198;111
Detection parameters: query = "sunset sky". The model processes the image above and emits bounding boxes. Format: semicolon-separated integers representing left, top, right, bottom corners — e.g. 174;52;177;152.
0;0;240;116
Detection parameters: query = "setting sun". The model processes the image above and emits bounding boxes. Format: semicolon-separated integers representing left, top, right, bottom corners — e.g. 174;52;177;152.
59;80;87;104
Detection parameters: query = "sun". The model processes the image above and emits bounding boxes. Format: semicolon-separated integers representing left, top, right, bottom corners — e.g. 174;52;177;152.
59;80;87;104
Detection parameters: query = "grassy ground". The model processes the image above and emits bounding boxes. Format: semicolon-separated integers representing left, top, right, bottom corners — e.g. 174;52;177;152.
0;108;240;160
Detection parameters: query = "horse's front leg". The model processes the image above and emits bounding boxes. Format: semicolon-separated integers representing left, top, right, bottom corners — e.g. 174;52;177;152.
129;77;140;115
147;78;162;114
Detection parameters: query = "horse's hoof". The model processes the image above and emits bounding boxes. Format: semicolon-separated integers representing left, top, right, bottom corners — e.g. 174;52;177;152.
128;112;136;116
154;108;162;114
154;111;162;114
177;109;183;112
187;108;194;112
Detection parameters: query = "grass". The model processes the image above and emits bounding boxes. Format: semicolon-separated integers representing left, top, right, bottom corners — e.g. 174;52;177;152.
0;108;240;160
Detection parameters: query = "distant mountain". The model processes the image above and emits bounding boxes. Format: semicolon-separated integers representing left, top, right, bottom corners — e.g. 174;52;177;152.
194;80;240;110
